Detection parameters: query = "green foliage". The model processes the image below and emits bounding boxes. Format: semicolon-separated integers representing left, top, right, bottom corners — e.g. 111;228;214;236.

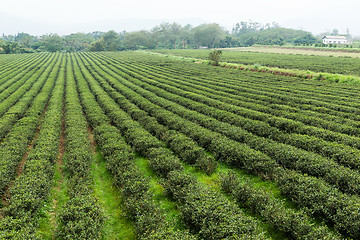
231;21;318;46
15;32;35;48
221;171;341;239
0;214;42;240
147;148;183;177
192;23;227;48
3;42;20;54
56;196;105;240
75;52;267;239
294;33;320;44
41;34;64;52
102;30;123;51
123;31;155;50
165;171;267;239
91;51;360;238
154;49;360;76
77;61;217;174
89;39;105;51
4;50;360;239
64;33;94;52
72;52;196;238
54;55;105;239
208;49;222;66
0;54;64;236
0;53;59;196
0;21;326;53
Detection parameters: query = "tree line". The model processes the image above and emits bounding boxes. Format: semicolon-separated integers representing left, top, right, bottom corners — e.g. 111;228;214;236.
0;21;320;54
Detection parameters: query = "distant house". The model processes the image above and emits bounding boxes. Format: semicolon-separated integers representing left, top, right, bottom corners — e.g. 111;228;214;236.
322;35;348;44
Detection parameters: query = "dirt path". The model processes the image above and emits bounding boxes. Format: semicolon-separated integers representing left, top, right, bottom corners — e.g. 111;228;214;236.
88;125;96;154
17;102;49;177
0;129;40;216
0;103;49;214
16;130;38;177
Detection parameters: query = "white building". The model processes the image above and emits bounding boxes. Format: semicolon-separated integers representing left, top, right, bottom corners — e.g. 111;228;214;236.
322;35;349;44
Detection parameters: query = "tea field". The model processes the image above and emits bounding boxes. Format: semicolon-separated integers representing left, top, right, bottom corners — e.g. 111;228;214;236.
1;51;360;239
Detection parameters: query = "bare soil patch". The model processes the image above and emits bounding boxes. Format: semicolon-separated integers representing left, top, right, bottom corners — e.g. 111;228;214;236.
87;125;96;154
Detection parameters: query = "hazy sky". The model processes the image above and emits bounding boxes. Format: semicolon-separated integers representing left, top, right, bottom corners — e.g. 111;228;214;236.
1;0;359;36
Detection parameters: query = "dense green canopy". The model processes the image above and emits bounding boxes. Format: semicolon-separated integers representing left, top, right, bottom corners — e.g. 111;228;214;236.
0;21;322;53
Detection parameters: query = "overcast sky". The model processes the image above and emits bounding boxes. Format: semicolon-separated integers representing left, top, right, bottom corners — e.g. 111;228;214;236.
1;0;359;36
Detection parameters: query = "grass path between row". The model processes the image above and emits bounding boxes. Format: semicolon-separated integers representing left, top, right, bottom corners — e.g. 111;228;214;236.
37;86;67;239
87;123;137;239
135;156;185;231
183;162;289;240
91;150;137;240
183;157;338;239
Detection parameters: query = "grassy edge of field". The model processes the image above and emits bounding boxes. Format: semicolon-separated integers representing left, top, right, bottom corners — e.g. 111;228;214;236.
144;50;360;84
223;46;360;57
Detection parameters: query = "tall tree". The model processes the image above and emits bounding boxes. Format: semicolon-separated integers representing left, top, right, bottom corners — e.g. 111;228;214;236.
89;38;105;51
15;33;35;48
151;22;172;48
180;24;193;49
65;33;94;52
3;42;20;54
102;30;121;51
124;31;155;50
89;31;105;40
192;23;226;48
41;34;64;52
168;22;182;49
150;26;162;48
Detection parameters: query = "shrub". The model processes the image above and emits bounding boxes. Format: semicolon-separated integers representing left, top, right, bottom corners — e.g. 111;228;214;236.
56;195;105;240
208;50;222;66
